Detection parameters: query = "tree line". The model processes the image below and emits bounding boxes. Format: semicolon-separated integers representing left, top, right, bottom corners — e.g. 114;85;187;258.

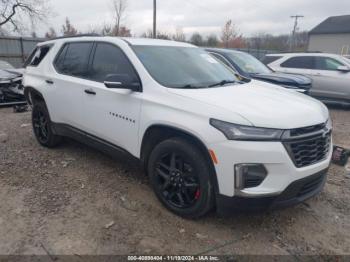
0;0;308;52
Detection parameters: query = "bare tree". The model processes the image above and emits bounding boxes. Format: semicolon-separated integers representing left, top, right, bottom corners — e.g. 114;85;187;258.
0;0;49;33
117;26;131;37
190;32;204;46
111;0;127;36
220;20;245;48
45;27;57;39
172;27;186;42
141;29;153;38
141;29;170;40
206;34;218;47
61;17;78;36
221;19;243;48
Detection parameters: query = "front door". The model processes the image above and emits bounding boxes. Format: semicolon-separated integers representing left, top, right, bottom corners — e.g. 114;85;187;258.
81;42;143;156
309;56;350;100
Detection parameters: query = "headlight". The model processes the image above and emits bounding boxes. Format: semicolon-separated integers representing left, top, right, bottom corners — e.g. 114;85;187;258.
210;119;284;141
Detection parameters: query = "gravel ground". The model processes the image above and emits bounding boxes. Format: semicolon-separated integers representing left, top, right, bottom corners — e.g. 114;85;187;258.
0;106;349;256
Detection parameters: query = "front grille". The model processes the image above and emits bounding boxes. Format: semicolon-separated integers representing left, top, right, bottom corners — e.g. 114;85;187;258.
290;123;326;137
283;124;331;168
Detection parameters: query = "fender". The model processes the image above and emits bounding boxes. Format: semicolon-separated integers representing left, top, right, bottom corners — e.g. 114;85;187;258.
24;86;45;106
140;124;220;194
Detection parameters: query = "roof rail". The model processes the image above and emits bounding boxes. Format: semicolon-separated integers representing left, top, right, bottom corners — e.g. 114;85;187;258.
48;33;102;41
267;51;323;54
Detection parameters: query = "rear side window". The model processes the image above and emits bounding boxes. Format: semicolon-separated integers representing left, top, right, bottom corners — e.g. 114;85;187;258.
54;42;93;77
88;43;138;83
25;45;52;67
281;56;314;69
262;56;282;65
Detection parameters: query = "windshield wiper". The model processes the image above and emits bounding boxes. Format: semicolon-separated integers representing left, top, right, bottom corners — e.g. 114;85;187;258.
208;80;236;88
175;84;206;89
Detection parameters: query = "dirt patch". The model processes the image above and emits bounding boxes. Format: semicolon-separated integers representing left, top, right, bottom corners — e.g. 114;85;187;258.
0;106;349;255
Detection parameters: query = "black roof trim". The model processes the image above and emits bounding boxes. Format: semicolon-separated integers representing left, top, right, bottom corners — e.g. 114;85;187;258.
48;33;102;41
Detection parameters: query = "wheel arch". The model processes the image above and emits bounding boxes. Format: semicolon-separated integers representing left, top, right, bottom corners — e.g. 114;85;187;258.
140;124;219;193
24;86;45;106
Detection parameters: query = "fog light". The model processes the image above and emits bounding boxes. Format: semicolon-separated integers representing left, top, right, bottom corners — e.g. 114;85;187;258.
234;164;267;190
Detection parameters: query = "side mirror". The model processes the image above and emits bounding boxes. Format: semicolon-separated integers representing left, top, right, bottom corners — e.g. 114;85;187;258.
337;66;350;72
104;74;141;91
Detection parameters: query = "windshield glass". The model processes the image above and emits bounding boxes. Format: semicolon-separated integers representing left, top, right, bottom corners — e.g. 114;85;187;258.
226;52;271;74
133;46;238;88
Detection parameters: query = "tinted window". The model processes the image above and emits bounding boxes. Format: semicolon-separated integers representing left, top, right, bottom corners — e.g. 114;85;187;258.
262;56;282;65
281;56;314;69
54;44;68;71
26;45;51;67
226;52;271;74
55;42;93;77
133;46;238;89
315;57;345;71
89;43;138;82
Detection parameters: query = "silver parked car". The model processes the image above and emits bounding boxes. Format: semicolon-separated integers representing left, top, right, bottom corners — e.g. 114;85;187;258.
264;53;350;106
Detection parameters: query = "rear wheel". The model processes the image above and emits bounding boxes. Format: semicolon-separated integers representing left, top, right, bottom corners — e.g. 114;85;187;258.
148;137;214;218
32;102;62;147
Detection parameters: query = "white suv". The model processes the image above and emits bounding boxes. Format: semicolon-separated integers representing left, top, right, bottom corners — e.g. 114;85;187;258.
23;36;332;218
265;53;350;106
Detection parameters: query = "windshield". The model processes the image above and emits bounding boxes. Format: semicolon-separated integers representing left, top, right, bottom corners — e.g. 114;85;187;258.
226;52;271;74
133;46;238;88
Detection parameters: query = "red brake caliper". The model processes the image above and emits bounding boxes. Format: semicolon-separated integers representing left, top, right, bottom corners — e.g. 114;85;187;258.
194;189;200;200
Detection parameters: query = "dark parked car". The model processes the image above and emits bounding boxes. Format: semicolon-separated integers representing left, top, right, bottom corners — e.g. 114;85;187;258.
206;48;312;93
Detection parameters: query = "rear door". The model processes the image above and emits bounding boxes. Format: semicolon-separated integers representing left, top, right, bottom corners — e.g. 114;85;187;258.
50;42;94;128
80;42;142;155
308;56;350;100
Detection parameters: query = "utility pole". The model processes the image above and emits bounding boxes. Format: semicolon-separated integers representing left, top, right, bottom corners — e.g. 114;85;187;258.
153;0;157;38
290;15;304;51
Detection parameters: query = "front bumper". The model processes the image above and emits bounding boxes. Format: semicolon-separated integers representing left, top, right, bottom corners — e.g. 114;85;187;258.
216;168;328;215
209;139;332;197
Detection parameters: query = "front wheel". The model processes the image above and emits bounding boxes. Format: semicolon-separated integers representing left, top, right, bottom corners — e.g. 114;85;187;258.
148;138;214;218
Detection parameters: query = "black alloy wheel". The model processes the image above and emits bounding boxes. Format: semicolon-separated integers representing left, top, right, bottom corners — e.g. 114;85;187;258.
155;151;201;209
148;137;214;218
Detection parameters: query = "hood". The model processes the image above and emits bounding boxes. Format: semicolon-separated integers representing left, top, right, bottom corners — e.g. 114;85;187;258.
0;69;22;82
251;72;311;89
5;68;24;75
167;80;328;129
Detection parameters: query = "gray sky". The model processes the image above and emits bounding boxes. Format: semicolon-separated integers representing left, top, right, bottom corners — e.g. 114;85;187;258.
40;0;350;37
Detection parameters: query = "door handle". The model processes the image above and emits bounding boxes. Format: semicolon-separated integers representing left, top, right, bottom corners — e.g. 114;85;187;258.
45;79;54;84
84;89;96;95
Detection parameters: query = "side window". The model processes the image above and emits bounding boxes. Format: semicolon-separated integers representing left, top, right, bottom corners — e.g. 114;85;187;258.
25;45;52;67
315;57;345;71
54;42;93;77
281;56;314;69
89;43;138;83
262;56;282;65
54;44;68;72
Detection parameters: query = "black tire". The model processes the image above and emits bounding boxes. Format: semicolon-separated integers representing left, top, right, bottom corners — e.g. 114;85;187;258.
32;101;62;148
148;137;214;218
